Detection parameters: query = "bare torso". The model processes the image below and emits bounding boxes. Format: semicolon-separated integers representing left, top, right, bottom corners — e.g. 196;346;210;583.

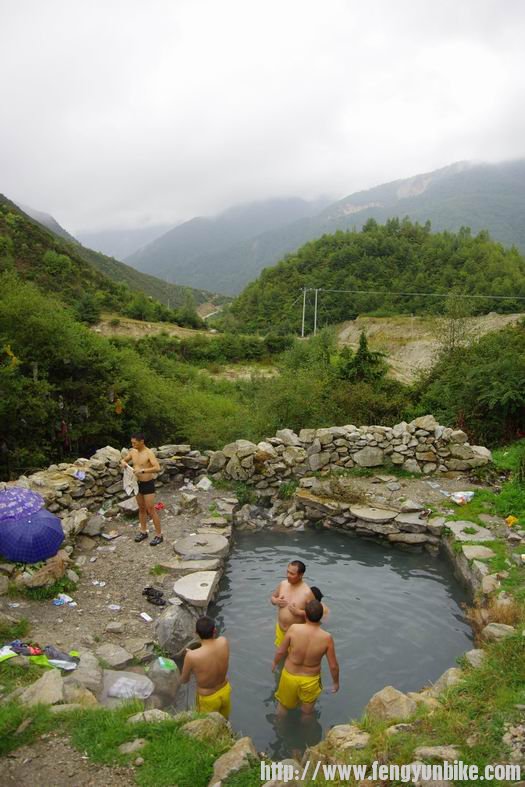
128;447;158;482
185;637;229;695
284;622;332;676
275;579;313;631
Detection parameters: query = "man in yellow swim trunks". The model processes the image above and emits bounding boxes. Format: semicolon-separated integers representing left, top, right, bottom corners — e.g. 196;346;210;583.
270;560;314;647
180;616;231;719
272;599;339;718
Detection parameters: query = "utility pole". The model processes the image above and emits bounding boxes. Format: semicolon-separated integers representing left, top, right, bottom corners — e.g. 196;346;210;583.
313;288;319;336
301;287;307;337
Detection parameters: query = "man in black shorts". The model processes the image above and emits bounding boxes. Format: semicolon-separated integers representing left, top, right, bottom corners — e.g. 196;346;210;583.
121;433;163;546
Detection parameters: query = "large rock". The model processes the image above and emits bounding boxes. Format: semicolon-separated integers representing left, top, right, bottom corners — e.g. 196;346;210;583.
225;455;253;481
446;521;494;542
64;649;102;693
173;533;229;560
182;712;231;741
428;667;463;697
19;669;64;706
323;724;370;751
209;736;258;785
208;451;227;474
101;670;154;706
128;709;172;723
222;439;256;458
155;603;199;657
388;533;437;545
414;745;461;761
481;622;515;642
96;643;134;669
462;545;496;560
275;429;302;446
308;451;331;472
352;447;384;467
156;558;221;577
365;685;416;721
464;649;486;668
82;515;105;537
172;571;220;607
412;415;439;432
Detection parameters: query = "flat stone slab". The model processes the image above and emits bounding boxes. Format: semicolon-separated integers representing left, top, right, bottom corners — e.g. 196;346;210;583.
394;513;429;533
172;570;220;607
462;545;496;560
200;516;229;527
157;558;221;576
173;533;229;559
96;643;134;669
447;520;494;542
349;505;397;523
100;670;154;707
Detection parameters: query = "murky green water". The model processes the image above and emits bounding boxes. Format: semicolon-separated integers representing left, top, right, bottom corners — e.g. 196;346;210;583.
209;529;472;759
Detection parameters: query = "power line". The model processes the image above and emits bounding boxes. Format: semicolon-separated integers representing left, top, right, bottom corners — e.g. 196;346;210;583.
313;287;525;300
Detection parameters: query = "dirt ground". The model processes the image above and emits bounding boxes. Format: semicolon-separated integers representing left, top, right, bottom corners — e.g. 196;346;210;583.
93;314;209;341
338;312;524;383
3;735;136;787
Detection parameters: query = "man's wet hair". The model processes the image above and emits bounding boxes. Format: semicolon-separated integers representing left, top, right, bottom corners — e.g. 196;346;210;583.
289;560;306;575
196;616;216;639
305;599;323;622
131;432;145;442
311;586;324;602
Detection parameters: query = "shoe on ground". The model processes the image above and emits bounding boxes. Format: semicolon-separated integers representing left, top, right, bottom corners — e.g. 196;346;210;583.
147;594;167;606
149;535;164;546
134;531;148;543
142;586;163;598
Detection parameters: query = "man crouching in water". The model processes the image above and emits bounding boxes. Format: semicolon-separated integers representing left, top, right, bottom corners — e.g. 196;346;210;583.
271;560;314;648
180;616;231;719
272;599;339;719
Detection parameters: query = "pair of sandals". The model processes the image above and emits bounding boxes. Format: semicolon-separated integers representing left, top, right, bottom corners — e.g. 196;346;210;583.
134;531;164;546
142;586;167;606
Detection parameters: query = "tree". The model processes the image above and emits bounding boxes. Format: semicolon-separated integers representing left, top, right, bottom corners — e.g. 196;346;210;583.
337;331;387;383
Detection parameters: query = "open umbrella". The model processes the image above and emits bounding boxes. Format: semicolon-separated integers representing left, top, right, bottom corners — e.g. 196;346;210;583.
0;509;64;563
0;488;44;521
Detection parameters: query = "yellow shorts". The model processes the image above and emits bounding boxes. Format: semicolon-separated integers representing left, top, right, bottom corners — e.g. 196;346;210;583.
274;621;286;648
275;668;322;709
196;681;231;719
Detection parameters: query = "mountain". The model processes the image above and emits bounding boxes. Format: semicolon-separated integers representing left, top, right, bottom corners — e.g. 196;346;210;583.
230;218;525;333
0;196;221;311
77;224;173;261
126;159;525;294
125;196;330;293
18;203;79;245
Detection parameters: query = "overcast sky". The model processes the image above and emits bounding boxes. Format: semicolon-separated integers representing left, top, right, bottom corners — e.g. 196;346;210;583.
1;0;524;232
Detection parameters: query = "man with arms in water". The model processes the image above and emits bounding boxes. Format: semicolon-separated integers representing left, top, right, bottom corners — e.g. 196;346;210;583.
121;433;163;546
270;560;314;648
272;599;339;718
180;616;231;719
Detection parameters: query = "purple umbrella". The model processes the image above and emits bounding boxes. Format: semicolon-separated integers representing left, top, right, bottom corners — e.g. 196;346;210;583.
0;509;64;563
0;488;44;521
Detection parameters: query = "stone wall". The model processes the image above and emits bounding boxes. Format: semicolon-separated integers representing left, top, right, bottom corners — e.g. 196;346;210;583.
209;415;491;490
1;415;491;543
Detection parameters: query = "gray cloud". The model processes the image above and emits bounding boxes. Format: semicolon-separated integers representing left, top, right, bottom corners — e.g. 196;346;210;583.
1;0;524;232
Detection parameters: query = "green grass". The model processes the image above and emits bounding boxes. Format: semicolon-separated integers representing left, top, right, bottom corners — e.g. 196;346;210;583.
277;479;299;499
0;700;55;756
63;703;233;787
8;575;78;601
149;564;170;576
0;661;48;696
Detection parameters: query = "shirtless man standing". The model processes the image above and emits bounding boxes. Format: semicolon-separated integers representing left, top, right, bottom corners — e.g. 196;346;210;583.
181;616;231;719
270;560;314;648
121;433;163;546
272;599;339;718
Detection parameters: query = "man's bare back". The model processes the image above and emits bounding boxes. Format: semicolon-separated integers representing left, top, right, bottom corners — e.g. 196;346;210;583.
181;636;229;695
284;622;332;676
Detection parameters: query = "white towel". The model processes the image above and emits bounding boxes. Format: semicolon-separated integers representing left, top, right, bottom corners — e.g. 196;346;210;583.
123;465;139;496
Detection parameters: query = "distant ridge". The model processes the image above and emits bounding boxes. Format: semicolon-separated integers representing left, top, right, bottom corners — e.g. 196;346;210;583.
125;159;525;294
